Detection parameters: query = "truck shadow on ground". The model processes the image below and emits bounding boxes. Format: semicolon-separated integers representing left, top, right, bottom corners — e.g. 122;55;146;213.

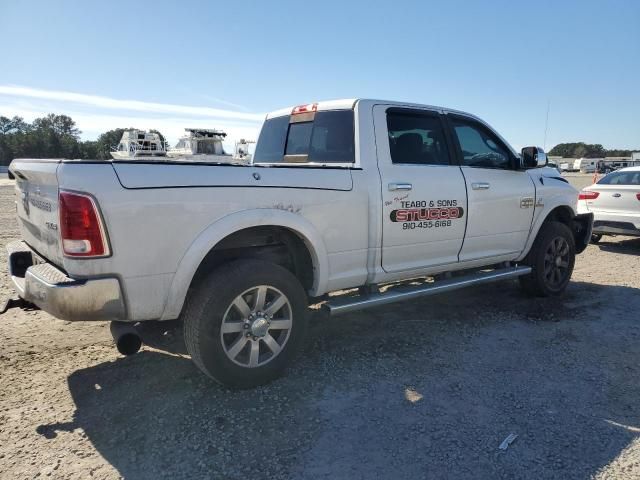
596;237;640;256
36;281;640;479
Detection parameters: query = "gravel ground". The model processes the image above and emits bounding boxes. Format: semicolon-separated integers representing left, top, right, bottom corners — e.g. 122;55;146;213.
1;175;639;479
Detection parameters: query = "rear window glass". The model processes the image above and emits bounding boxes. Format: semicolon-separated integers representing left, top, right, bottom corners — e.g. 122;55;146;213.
253;115;289;163
285;122;313;155
253;110;354;164
597;170;640;185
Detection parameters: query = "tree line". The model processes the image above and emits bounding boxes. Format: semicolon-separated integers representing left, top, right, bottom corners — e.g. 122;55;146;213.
548;142;637;158
0;114;166;165
2;113;637;165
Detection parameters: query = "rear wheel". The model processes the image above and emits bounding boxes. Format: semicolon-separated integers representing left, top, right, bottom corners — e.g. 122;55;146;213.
183;259;309;388
520;221;576;297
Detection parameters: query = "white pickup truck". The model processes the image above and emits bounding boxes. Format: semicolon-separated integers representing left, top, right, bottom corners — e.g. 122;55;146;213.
4;99;593;387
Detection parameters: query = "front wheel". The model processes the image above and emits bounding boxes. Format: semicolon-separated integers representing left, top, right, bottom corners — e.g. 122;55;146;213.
183;259;309;388
520;221;576;297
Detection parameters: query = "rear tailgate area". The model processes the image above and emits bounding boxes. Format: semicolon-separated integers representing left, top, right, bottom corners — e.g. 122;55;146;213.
10;159;64;266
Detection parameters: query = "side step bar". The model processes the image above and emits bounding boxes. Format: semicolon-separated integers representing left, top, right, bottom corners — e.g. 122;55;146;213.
324;265;532;316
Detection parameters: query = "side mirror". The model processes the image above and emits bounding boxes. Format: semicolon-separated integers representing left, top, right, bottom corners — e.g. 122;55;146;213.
520;146;547;169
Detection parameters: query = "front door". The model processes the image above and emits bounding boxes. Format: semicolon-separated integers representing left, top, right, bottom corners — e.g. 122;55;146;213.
374;105;468;273
446;114;536;262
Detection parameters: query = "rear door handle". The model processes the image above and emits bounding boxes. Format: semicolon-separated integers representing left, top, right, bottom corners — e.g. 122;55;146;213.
388;183;412;191
471;182;490;190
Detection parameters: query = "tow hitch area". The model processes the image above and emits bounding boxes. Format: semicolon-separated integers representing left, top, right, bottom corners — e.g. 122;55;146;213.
0;297;39;315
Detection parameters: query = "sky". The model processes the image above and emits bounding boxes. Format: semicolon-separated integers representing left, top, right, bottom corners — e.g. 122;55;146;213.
0;0;639;151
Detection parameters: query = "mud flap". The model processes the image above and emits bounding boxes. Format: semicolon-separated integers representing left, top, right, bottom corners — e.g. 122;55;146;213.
573;213;594;254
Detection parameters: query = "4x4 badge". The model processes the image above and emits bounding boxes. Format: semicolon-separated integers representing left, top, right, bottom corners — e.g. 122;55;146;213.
520;197;534;208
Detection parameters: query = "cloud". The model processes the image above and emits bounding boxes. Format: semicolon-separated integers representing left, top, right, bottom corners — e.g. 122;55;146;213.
199;94;252;112
0;85;265;145
0;85;264;122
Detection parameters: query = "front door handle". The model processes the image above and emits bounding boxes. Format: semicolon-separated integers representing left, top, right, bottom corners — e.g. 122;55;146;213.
388;183;412;191
471;182;490;190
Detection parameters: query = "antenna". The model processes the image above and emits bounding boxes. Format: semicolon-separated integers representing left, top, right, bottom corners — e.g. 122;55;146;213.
543;99;551;151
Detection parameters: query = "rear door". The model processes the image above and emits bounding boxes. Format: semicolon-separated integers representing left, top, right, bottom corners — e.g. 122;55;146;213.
446;114;536;262
374;105;467;273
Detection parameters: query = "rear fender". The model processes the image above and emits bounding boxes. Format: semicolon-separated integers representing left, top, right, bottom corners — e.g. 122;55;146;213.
160;208;328;320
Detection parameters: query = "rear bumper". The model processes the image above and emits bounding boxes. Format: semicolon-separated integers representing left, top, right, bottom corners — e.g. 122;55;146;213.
6;241;126;321
581;209;640;236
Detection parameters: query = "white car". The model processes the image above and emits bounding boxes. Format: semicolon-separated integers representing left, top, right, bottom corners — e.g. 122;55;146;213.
577;166;640;242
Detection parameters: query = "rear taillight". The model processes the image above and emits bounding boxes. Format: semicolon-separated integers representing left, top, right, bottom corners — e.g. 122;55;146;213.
636;193;640;201
59;191;109;257
578;190;600;200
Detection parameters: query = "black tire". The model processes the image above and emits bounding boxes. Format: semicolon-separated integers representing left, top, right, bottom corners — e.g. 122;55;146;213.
519;221;576;297
591;234;602;244
183;259;309;388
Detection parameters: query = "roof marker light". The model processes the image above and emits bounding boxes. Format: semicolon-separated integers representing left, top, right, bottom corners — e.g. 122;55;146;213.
291;103;318;115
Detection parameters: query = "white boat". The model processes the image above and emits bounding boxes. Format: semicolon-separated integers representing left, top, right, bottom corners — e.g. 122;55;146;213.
111;129;167;160
167;128;243;163
233;139;256;163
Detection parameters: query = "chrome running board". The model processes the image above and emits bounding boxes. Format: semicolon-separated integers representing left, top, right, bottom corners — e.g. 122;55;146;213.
324;265;532;316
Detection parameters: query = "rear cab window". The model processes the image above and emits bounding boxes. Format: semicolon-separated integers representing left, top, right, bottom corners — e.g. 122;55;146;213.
253;109;355;165
386;109;451;165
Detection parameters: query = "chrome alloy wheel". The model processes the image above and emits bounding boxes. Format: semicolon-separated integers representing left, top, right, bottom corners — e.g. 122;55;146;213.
543;236;571;288
220;285;293;368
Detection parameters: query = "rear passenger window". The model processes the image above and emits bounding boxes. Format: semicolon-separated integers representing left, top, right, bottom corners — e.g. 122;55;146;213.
386;111;450;165
254;110;354;164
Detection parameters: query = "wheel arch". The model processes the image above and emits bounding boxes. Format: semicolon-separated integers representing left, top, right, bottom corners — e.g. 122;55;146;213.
518;200;580;262
160;209;329;320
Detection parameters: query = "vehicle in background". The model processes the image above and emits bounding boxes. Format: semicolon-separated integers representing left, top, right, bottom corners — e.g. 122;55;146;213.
575;157;640;174
574;158;599;173
167;128;244;164
596;160;614;175
234;139;255;163
111;129;167;160
559;162;571;172
577;166;640;243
